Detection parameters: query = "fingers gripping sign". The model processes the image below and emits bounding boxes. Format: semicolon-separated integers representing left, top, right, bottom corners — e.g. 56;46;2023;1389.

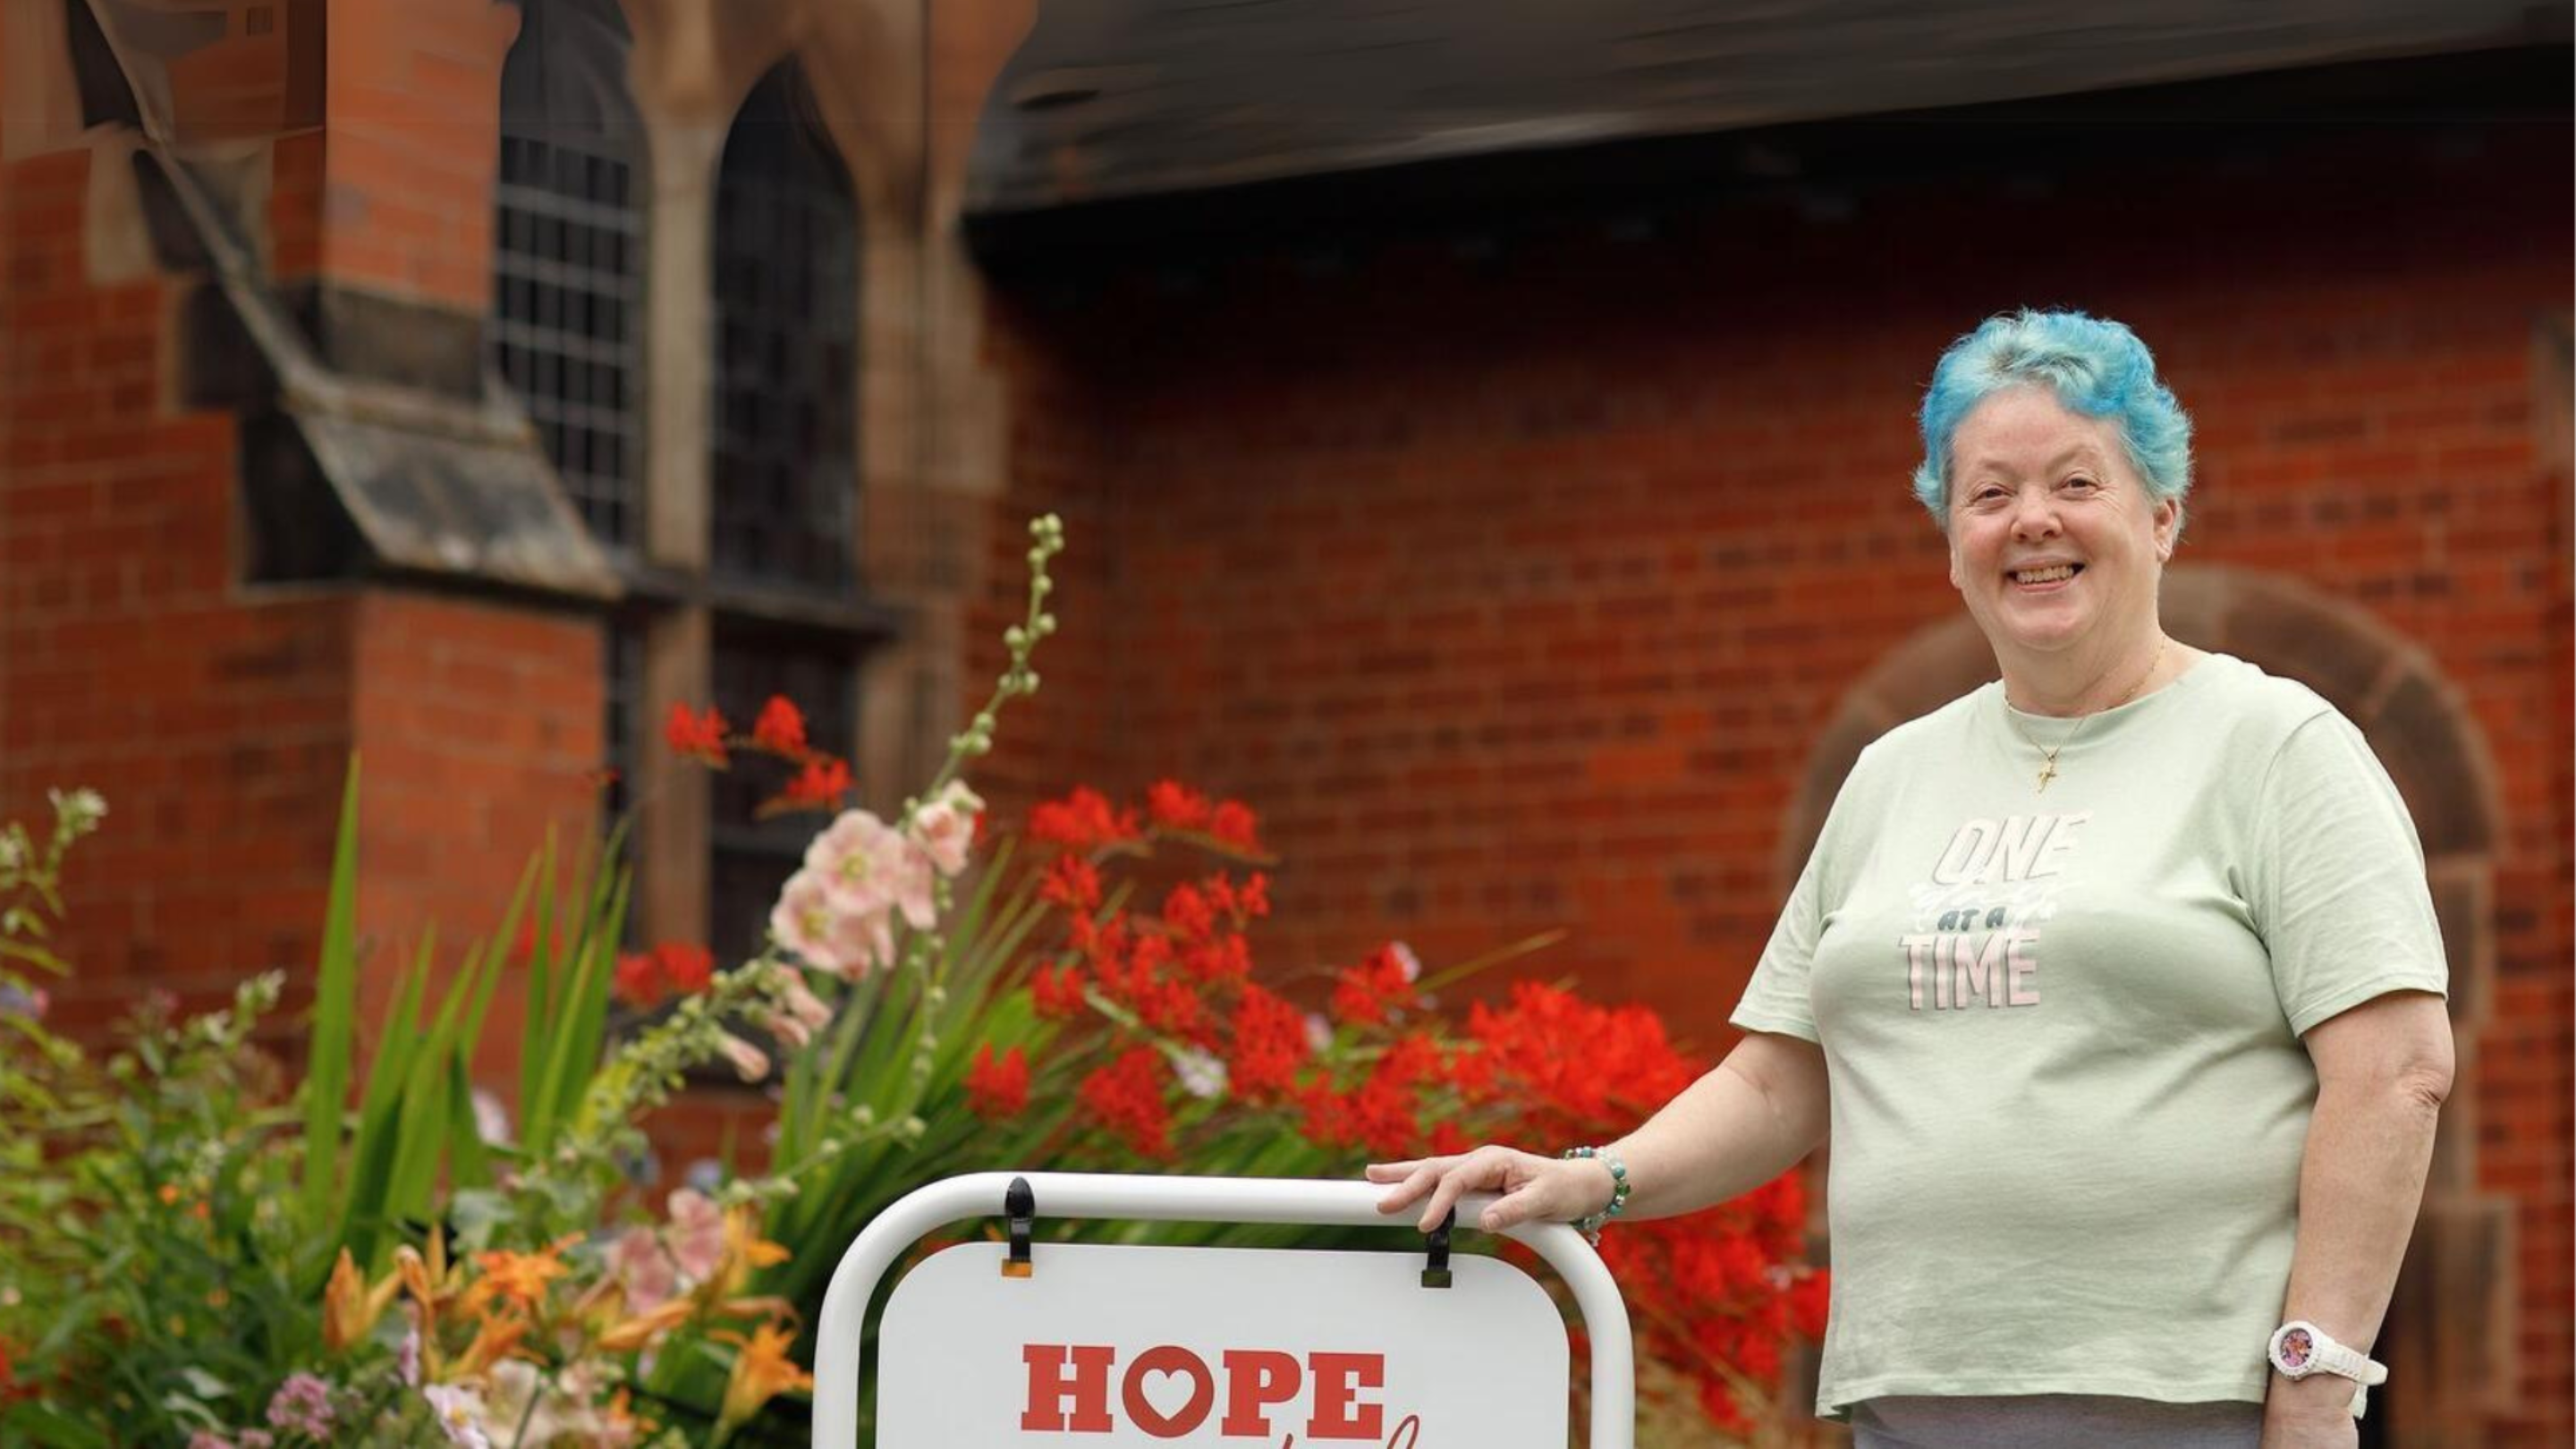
1367;1147;1612;1234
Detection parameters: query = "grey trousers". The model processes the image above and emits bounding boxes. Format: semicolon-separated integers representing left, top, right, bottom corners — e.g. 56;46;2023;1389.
1851;1394;2265;1449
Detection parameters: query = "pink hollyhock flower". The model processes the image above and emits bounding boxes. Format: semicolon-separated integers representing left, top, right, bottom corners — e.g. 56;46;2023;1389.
611;1225;675;1315
758;968;835;1050
908;782;984;878
803;809;936;931
769;869;883;978
713;1030;770;1083
666;1189;727;1284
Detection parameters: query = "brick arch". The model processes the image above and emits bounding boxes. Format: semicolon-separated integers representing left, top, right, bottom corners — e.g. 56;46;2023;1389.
1782;564;2512;1435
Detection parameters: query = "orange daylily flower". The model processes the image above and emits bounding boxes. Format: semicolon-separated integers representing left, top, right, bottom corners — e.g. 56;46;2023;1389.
716;1320;815;1436
321;1248;402;1352
697;1206;792;1308
452;1310;531;1378
592;1296;694;1354
395;1229;466;1343
465;1235;579;1315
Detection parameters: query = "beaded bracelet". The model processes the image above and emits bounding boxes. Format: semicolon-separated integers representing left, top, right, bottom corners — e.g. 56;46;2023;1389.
1562;1144;1631;1246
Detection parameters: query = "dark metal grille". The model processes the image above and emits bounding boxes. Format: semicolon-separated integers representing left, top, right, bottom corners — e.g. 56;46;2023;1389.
492;0;647;550
601;620;643;824
710;63;860;596
708;633;859;964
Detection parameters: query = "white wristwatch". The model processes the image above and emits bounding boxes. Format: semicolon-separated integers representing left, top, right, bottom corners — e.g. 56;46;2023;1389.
2267;1319;2387;1419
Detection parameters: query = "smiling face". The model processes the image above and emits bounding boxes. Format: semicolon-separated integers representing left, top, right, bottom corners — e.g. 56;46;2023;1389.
1945;386;2181;669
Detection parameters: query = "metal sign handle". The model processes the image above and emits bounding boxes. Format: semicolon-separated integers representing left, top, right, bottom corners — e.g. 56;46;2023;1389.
811;1170;1635;1448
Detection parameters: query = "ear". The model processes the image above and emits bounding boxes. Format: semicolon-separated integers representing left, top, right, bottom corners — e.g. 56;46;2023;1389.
2150;496;2182;562
1945;521;1966;591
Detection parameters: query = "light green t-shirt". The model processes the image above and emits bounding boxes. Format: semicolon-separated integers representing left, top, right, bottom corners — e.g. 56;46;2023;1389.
1731;652;2448;1421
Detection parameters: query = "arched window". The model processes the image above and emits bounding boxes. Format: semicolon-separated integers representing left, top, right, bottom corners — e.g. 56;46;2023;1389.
706;62;865;962
709;61;860;596
491;0;648;552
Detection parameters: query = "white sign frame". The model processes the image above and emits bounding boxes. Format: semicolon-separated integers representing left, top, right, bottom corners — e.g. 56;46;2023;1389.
811;1172;1635;1448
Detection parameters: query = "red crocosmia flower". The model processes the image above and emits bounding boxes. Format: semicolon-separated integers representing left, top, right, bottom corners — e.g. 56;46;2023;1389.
1349;1072;1420;1159
1444;1040;1497;1100
1038;854;1102;913
965;1045;1032;1119
1159;882;1215;944
1077;1046;1172;1158
1428;1121;1474;1157
1328;944;1417;1028
1377;1033;1442;1089
773;756;852;812
656;941;715;996
1695;1375;1745;1434
1224;985;1307;1103
1030;964;1088;1019
613;951;662;1010
1787;1270;1832;1338
1179;933;1251;986
664;703;730;766
1296;1082;1358;1149
1026;786;1139;850
1144;779;1212;831
751;694;809;758
1206;800;1262;852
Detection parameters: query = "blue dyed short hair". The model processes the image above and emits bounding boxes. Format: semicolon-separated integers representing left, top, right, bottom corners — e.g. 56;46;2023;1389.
1912;309;2194;529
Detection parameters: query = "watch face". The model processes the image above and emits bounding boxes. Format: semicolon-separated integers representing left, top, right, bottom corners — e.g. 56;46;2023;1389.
2277;1327;2315;1370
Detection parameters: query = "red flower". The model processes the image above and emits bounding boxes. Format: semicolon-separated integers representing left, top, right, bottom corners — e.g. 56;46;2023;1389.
664;703;730;766
1027;786;1139;850
1145;779;1212;831
751;694;809;758
1077;1047;1173;1157
1207;800;1262;853
1031;964;1088;1019
1204;871;1272;924
614;951;662;1009
771;756;852;814
1178;933;1251;986
657;941;715;996
1787;1270;1831;1338
1297;1083;1357;1148
1159;882;1215;944
965;1045;1032;1119
1038;855;1102;913
1328;943;1418;1027
1224;985;1308;1103
1428;1121;1474;1157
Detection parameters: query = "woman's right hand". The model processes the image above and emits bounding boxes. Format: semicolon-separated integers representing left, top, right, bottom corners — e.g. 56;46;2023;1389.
1366;1146;1615;1234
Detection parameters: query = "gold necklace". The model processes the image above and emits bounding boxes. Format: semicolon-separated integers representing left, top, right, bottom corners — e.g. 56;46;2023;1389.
2006;638;2167;792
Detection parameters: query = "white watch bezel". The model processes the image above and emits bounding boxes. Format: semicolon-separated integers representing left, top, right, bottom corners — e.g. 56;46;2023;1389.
2268;1319;2389;1386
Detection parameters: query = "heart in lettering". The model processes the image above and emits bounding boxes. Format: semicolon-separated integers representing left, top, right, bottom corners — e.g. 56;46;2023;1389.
1132;1365;1201;1423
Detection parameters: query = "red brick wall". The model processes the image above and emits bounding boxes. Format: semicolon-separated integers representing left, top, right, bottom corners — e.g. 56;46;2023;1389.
313;0;518;308
347;593;605;1083
3;144;352;1038
984;126;2572;1436
3;137;604;1092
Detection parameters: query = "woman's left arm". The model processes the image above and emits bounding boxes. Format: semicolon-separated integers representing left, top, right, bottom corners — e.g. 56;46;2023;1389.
2264;987;2456;1446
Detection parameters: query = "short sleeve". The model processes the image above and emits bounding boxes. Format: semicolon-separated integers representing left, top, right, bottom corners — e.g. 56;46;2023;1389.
2250;711;2450;1036
1731;841;1826;1043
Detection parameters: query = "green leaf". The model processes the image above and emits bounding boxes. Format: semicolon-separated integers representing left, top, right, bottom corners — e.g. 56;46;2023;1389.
518;831;562;1148
335;929;431;1265
296;758;363;1236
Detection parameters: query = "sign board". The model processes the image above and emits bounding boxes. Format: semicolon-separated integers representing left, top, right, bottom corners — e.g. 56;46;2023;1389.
877;1241;1571;1446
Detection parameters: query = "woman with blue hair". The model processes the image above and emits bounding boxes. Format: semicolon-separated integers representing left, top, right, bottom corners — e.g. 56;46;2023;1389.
1375;310;2452;1448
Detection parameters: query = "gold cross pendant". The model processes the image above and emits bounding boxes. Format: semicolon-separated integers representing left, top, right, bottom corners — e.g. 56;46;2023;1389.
2036;758;2059;792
